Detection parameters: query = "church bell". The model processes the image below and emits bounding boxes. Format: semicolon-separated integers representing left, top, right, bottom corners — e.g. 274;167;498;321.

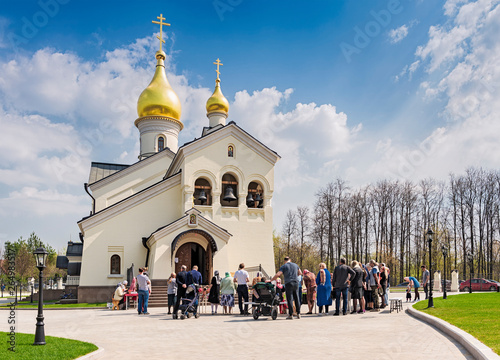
197;190;207;204
223;186;237;202
246;193;254;207
255;192;263;208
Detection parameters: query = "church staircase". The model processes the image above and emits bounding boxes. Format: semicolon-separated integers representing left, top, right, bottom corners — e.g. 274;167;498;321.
148;279;168;307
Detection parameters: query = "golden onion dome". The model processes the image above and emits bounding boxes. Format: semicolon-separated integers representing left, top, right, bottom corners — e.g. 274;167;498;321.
206;78;229;115
137;50;182;122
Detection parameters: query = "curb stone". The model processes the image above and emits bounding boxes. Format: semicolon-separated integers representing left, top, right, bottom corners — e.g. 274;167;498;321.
76;347;104;359
407;306;500;360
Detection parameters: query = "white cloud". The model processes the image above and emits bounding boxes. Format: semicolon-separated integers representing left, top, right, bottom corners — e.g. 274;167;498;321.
444;0;468;16
0;187;88;217
0;109;89;187
389;20;418;44
229;86;360;190
371;0;500;182
0;35;212;141
416;0;496;72
389;25;409;43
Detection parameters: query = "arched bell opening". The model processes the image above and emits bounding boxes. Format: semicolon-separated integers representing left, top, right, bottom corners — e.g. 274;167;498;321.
247;181;264;208
221;173;238;207
194;178;212;206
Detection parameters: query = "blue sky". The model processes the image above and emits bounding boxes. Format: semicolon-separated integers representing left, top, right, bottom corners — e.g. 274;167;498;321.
1;0;499;251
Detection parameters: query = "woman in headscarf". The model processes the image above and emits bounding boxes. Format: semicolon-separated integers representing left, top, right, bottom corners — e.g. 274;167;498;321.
220;272;236;314
208;270;221;314
315;263;332;315
112;281;127;310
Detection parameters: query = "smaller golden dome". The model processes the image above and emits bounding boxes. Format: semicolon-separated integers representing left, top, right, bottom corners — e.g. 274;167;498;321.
206;79;229;115
137;51;182;122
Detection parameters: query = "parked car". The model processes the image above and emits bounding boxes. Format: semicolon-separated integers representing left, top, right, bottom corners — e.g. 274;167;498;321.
441;279;451;291
459;278;499;292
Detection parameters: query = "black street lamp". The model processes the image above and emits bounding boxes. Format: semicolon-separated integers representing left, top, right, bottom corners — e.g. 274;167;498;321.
467;253;473;294
427;229;434;308
33;247;48;346
441;246;448;300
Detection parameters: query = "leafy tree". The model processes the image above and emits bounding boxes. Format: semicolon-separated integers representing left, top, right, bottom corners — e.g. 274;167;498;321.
2;232;65;283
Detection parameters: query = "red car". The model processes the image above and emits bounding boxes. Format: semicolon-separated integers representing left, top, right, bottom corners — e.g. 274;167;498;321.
459;278;499;292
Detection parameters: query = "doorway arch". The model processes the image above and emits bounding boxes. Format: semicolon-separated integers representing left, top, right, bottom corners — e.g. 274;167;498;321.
172;230;217;285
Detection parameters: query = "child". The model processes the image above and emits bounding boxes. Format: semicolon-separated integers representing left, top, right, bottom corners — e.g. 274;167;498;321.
406;285;412;302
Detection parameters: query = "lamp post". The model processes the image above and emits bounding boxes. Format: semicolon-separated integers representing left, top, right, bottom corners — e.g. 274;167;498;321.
441;246;448;300
467;253;473;294
427;229;434;308
33;246;48;345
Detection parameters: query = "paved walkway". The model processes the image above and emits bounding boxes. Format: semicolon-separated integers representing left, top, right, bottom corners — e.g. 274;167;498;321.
4;295;472;360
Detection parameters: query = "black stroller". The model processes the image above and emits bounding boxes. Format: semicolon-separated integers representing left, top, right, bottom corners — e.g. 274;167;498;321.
174;284;200;320
251;282;280;320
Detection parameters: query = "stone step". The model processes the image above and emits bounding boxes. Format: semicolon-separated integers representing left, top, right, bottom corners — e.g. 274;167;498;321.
148;303;167;308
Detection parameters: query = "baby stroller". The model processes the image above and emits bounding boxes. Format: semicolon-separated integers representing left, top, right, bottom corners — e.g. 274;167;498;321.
251;282;280;320
175;284;200;320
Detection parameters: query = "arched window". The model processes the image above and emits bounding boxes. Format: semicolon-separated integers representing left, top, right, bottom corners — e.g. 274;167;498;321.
220;173;238;207
247;181;264;208
110;254;121;274
158;136;165;151
228;145;234;157
194;178;212;206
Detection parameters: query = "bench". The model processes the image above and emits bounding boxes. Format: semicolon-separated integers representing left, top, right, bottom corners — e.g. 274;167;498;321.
390;298;403;313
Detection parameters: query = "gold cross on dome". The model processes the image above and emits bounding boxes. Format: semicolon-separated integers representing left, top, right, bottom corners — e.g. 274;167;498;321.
214;58;223;80
152;13;170;52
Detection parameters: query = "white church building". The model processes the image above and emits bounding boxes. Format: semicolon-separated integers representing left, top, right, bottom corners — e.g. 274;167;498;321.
76;17;279;303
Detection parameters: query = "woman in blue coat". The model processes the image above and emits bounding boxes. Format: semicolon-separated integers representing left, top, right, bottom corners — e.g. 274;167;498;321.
316;262;332;314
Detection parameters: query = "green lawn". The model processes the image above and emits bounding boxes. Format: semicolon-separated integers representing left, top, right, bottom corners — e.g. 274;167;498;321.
0;301;106;309
413;292;500;355
1;332;97;359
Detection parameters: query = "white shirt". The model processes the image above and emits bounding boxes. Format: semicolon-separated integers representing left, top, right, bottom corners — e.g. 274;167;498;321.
234;270;249;285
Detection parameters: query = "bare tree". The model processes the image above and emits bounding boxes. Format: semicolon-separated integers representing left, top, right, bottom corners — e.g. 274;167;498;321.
296;206;310;269
282;209;297;256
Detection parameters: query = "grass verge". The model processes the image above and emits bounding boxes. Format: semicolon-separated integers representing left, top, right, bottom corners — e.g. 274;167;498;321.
1;331;97;359
0;301;106;308
413;292;500;355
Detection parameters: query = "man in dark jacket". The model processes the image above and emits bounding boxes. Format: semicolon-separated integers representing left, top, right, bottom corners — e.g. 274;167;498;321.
332;258;355;316
187;265;202;285
173;265;188;317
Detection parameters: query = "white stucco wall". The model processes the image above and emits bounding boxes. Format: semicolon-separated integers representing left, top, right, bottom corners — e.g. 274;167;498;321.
79;179;182;286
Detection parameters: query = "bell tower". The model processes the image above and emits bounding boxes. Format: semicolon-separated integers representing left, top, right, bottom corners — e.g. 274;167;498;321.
206;58;229;128
135;14;183;159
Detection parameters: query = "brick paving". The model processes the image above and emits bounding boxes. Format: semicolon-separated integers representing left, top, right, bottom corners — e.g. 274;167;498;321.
5;295;472;360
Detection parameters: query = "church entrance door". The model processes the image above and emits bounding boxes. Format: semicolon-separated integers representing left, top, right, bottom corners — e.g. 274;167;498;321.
174;242;211;285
